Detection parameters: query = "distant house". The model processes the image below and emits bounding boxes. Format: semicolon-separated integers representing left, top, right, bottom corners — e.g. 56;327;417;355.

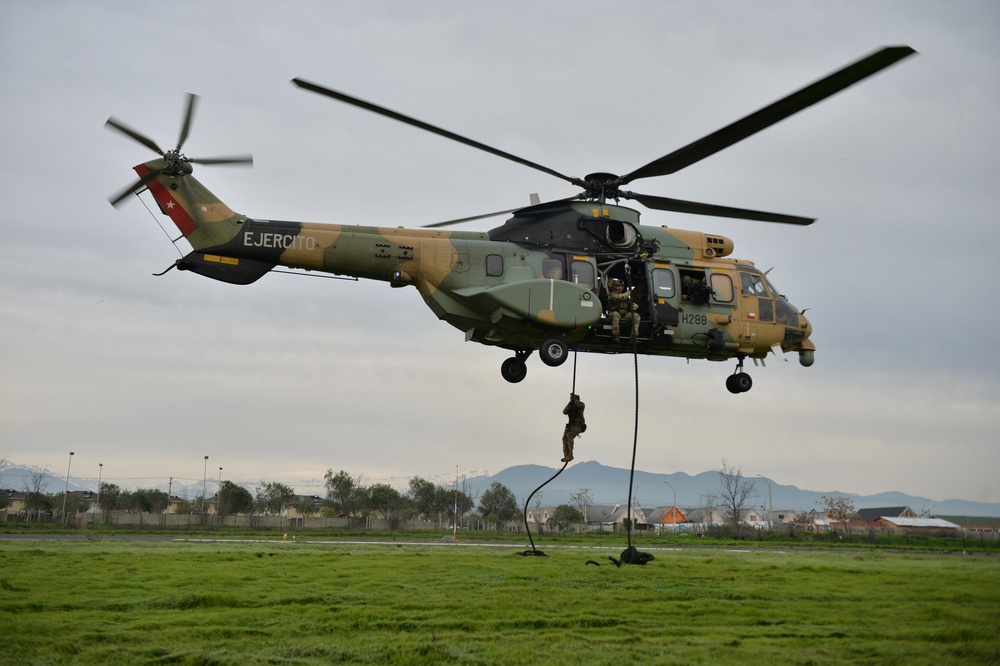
801;510;831;532
67;490;98;513
738;507;766;528
286;495;325;518
854;506;917;525
682;507;723;530
164;495;191;514
524;507;549;525
645;506;686;531
762;509;798;529
582;504;647;531
1;489;27;515
936;515;1000;536
874;517;959;532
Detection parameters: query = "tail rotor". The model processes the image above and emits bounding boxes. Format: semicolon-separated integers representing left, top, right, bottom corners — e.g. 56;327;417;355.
105;93;252;207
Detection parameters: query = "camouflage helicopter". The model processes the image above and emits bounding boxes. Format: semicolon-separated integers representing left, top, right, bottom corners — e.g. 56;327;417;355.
107;46;915;393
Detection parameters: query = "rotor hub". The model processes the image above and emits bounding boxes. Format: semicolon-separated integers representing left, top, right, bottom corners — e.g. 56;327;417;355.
162;150;190;173
582;172;623;201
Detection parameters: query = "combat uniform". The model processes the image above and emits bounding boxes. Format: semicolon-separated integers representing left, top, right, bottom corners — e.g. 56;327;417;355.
608;284;640;342
562;394;586;462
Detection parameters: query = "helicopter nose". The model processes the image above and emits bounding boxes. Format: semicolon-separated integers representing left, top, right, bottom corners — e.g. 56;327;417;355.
801;313;812;338
798;313;814;367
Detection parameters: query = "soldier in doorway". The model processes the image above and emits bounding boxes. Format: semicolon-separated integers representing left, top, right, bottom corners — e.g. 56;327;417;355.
562;393;586;463
608;279;640;343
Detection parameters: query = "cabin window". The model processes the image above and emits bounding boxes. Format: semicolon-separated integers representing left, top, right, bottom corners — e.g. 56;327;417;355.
486;254;504;277
541;258;563;279
652;268;675;299
680;269;711;304
710;273;734;303
571;260;596;290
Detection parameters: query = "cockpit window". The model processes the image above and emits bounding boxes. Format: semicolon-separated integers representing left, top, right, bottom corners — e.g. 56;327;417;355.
740;272;770;297
763;274;783;298
775;299;799;327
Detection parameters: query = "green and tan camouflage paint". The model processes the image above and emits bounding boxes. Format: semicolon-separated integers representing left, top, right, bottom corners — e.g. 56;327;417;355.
139;161;813;365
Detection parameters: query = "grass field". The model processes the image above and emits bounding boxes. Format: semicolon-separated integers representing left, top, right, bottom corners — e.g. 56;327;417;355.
1;537;998;665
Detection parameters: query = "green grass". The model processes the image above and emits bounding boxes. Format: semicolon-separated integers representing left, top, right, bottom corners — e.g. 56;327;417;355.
7;521;998;555
1;539;998;664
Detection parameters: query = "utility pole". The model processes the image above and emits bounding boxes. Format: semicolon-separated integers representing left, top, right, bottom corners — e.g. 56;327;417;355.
96;463;103;513
202;456;209;512
757;474;773;530
61;452;74;525
452;465;459;543
664;480;677;526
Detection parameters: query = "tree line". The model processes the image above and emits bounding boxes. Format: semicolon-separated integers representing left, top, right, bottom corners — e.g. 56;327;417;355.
7;458;814;533
2;464;553;527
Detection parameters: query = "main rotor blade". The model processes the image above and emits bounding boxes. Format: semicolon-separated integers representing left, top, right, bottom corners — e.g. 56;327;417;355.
621;46;917;184
189;154;254;166
628;192;814;225
422;195;582;228
292;77;579;185
108;168;161;207
105;117;165;155
423;207;523;229
176;93;198;153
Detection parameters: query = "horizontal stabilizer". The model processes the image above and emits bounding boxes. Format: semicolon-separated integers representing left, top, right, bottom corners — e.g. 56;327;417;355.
175;251;274;285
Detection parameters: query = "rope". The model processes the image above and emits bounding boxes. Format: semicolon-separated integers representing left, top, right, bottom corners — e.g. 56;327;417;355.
572;351;578;394
625;345;639;549
518;351;578;557
621;268;654;566
518;460;568;557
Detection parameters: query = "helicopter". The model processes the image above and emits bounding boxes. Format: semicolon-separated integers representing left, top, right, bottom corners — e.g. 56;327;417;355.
107;46;915;393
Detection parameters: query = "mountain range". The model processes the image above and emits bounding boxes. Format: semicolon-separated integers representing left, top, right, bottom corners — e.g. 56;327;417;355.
464;461;1000;518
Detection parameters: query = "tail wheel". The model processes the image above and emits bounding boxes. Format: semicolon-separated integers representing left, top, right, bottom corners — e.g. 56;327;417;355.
539;338;569;367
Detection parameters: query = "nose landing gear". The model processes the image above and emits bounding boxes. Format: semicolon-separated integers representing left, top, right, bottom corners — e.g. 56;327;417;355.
726;356;753;394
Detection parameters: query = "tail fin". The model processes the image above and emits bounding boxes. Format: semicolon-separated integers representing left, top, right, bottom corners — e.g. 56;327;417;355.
137;159;244;251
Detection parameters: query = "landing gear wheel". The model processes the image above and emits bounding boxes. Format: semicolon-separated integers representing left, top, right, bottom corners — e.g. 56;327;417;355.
727;355;752;393
726;372;752;394
501;357;528;383
538;338;568;367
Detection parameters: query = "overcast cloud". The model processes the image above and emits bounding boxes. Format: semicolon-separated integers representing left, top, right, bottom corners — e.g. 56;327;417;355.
1;1;997;505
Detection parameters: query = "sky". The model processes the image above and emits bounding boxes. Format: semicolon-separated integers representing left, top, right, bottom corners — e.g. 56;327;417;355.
1;1;998;506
